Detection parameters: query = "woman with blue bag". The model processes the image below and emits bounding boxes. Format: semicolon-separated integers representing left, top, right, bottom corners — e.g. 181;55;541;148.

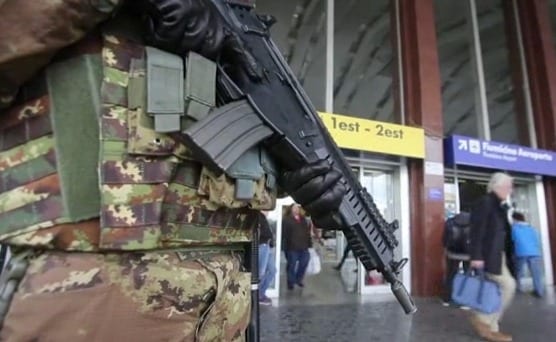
467;173;516;342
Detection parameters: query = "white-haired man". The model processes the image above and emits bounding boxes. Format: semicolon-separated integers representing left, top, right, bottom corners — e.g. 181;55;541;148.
468;172;516;342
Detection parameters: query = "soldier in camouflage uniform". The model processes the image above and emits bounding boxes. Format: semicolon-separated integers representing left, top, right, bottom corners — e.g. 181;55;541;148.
0;0;344;340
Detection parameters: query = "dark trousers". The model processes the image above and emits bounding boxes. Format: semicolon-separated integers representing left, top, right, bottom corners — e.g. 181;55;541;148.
515;256;545;296
443;256;470;302
336;245;351;269
286;250;310;287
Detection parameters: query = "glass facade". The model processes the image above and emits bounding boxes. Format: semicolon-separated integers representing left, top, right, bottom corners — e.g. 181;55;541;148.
333;0;395;123
435;0;522;144
477;0;519;143
257;0;327;111
258;0;540;145
435;0;480;138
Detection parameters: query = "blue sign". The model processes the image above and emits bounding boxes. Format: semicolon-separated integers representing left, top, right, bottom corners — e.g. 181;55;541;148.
445;135;556;177
428;188;444;201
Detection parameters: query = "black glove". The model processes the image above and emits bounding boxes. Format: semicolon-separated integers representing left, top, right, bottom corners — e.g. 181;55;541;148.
280;160;346;220
140;0;262;81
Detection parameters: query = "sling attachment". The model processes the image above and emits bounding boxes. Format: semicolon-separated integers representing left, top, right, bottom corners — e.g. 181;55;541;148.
0;250;32;329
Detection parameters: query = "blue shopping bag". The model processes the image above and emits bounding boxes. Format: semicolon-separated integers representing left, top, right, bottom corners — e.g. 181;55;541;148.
451;269;501;314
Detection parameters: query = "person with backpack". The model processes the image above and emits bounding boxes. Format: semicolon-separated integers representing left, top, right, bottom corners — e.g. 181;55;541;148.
511;212;545;297
442;211;471;307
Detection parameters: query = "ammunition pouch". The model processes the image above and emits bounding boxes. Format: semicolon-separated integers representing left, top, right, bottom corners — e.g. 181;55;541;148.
140;42;278;210
198;146;278;210
99;33;264;249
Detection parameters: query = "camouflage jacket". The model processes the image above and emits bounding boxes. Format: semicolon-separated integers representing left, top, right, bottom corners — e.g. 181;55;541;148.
0;0;276;252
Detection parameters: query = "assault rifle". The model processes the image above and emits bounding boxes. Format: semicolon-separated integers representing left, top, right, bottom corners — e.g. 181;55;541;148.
182;0;417;316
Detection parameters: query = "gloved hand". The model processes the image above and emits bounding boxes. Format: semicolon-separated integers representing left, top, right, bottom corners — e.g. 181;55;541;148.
280;160;346;220
140;0;262;80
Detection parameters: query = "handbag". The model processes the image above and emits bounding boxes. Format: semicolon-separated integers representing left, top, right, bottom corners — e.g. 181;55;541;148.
305;248;321;275
451;269;501;314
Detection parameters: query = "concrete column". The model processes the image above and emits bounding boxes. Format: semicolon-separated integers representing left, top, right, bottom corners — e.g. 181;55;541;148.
514;0;556;279
396;0;445;296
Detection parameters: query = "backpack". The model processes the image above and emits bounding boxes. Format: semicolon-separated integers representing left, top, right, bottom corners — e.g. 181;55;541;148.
443;212;471;254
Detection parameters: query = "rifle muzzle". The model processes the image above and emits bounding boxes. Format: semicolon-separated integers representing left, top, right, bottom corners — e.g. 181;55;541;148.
391;280;417;314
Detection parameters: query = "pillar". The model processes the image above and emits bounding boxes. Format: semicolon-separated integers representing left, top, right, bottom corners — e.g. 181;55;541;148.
515;0;556;279
396;0;445;296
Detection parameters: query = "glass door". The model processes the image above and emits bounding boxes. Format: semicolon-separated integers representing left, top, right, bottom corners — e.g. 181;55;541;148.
267;166;410;298
512;181;552;290
358;169;399;294
336;168;360;293
337;165;409;295
265;197;295;299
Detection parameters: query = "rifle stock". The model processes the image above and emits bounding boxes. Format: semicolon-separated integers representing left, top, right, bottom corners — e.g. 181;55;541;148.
183;0;416;314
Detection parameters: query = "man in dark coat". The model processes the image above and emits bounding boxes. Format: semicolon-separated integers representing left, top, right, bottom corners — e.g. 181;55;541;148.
468;172;516;342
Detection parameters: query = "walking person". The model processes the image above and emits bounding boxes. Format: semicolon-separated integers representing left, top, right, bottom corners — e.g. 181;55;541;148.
468;172;516;342
258;211;277;305
442;212;471;308
511;211;545;297
334;244;351;271
282;204;312;290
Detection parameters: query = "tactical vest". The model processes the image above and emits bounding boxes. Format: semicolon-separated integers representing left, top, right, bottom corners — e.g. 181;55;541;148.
0;30;278;251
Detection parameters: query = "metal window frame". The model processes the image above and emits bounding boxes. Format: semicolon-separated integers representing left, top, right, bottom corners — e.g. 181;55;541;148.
466;0;491;140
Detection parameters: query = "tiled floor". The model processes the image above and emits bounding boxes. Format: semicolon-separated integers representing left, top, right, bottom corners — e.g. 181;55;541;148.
259;262;555;341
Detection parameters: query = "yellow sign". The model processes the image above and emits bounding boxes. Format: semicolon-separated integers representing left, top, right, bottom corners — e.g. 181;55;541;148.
318;112;425;159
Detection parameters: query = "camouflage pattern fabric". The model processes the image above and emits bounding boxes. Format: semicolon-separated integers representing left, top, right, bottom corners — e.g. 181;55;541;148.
98;34;257;250
198;165;277;210
0;32;261;251
0;70;101;251
4;219;101;251
0;8;261;342
0;95;77;242
0;0;121;108
1;250;250;341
